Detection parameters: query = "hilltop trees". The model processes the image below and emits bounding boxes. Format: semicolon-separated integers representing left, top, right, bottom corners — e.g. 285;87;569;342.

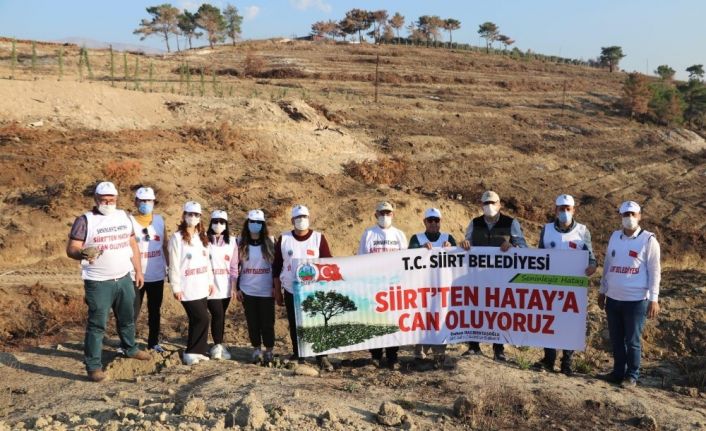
389;12;405;38
223;4;243;46
342;9;372;42
655;65;676;81
498;34;515;50
621;73;651;119
196;3;227;48
478;21;500;53
178;10;202;49
687;64;704;82
417;15;443;42
600;46;625;73
369;10;388;43
443;18;461;44
134;4;181;52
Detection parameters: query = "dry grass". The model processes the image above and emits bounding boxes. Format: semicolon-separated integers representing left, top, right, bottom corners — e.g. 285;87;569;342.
344;156;408;186
102;159;142;192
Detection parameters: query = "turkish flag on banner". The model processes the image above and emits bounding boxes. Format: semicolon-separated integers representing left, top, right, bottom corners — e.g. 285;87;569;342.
629;250;639;258
315;264;344;281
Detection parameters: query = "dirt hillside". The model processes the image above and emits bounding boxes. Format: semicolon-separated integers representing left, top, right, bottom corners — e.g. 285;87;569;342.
0;39;704;430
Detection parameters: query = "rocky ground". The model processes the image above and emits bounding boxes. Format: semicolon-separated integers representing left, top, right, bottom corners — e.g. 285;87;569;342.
0;39;704;429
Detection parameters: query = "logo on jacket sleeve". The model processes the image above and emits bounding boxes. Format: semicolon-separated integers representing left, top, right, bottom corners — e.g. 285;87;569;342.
628;250;638;258
315;264;343;281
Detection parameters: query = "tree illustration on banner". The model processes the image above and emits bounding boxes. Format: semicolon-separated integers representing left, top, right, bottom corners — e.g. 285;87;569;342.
301;290;357;327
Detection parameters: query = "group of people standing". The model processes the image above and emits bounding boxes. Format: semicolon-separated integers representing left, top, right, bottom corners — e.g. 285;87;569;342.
68;182;661;389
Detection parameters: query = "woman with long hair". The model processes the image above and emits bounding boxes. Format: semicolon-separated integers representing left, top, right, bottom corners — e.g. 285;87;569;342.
168;201;215;365
234;209;276;365
206;210;238;360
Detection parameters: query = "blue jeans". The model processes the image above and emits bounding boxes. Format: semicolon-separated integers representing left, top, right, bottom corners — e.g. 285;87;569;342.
605;297;648;380
84;274;138;371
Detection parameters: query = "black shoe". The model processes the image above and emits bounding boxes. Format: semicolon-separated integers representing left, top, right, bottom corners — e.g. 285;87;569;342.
494;352;507;362
620;377;637;388
599;372;623;385
462;347;482;357
370;358;382;368
533;360;554;372
387;359;400;371
317;357;334;372
560;363;573;376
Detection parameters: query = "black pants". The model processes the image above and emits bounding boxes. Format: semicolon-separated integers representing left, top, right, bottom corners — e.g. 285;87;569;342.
284;290;326;359
133;280;164;348
242;293;275;348
207;298;230;345
544;348;574;366
468;341;504;355
181;298;210;355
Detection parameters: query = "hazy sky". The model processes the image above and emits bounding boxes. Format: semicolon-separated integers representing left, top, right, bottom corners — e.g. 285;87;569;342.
1;0;704;79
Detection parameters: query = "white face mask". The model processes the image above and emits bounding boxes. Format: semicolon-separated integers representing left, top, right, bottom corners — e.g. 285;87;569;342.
483;204;499;218
622;216;639;231
211;223;226;234
185;215;200;227
98;204;117;216
294;217;310;231
377;215;392;229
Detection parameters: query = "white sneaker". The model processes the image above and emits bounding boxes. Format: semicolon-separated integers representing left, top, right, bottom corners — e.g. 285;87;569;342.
197;354;210;362
219;344;232;360
183;353;201;365
210;344;223;360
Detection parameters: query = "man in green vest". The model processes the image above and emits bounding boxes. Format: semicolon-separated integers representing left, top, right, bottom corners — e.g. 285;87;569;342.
459;190;527;361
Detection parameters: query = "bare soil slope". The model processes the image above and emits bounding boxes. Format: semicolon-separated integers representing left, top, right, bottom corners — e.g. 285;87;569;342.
0;40;704;430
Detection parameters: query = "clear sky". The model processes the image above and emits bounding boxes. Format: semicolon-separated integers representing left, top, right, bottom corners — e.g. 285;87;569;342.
1;0;703;79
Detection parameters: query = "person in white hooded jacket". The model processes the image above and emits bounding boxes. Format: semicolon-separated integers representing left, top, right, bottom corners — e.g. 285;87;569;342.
169;201;216;365
206;210;239;360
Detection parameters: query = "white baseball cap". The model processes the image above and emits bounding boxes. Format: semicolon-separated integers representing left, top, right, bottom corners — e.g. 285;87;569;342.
135;187;155;200
424;208;442;219
619;201;641;214
210;210;228;221
183;201;202;214
481;190;500;203
95;181;118;196
376;201;394;212
555;194;575;206
291;204;309;218
247;209;265;221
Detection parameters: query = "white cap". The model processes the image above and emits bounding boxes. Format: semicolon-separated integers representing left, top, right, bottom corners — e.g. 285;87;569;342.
135;187;155;200
619;201;641;214
291;204;309;218
481;190;499;203
424;208;442;219
210;210;228;221
95;181;118;196
247;209;265;222
183;201;202;214
376;201;394;212
555;194;575;206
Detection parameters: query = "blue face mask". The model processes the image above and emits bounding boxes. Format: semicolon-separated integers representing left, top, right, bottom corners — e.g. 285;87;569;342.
557;211;572;225
138;202;154;215
248;222;263;233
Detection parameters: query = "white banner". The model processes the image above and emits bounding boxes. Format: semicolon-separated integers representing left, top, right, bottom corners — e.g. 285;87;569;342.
293;247;589;357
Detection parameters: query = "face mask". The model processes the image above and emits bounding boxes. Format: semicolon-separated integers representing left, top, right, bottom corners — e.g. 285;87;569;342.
138;202;153;215
557;211;572;225
483;204;498;218
294;217;309;231
622;216;639;230
98;204;117;216
185;215;200;227
211;223;226;234
377;215;392;229
248;222;263;233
